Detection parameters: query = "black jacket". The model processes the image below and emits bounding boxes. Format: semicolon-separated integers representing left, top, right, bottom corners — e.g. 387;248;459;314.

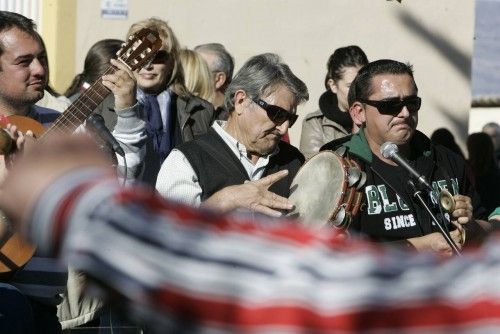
178;128;304;201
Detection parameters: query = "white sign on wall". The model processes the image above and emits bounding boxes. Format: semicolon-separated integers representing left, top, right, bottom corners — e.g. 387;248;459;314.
101;0;128;20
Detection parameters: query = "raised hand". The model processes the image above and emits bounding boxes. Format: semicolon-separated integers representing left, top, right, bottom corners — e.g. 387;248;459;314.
102;58;137;110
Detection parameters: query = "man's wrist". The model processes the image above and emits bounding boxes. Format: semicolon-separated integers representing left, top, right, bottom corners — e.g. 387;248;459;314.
462;219;489;246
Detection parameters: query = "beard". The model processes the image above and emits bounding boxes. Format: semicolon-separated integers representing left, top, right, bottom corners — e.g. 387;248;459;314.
0;89;44;115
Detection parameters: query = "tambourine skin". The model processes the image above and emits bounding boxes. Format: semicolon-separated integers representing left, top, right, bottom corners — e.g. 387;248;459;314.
287;150;364;228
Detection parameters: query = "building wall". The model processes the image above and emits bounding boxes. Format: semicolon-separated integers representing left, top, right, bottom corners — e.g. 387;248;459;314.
52;0;475;147
469;108;500;133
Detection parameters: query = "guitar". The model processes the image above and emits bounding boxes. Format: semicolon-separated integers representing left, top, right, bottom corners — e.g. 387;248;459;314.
0;28;162;280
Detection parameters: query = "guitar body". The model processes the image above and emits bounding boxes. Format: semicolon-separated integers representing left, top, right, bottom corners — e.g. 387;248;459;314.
7;115;46;137
0;115;44;281
0;219;36;281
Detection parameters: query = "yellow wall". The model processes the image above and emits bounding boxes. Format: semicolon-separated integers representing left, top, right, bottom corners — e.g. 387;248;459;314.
41;0;76;93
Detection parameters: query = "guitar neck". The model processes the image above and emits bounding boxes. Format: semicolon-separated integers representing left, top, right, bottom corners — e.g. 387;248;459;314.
40;67;115;140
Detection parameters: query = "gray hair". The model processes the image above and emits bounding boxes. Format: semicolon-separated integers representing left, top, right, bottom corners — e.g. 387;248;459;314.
224;53;308;112
195;43;234;85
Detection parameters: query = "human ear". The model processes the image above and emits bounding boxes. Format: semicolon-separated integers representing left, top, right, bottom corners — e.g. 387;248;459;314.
214;72;226;90
328;79;338;94
233;90;247;115
349;101;366;126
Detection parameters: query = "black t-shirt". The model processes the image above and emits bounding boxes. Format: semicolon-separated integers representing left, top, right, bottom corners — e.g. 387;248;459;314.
351;149;478;242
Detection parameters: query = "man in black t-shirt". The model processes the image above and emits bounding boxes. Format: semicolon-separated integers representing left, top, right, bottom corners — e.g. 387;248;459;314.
325;59;489;256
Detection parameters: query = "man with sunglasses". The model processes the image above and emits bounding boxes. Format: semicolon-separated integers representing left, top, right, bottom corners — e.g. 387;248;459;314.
155;53;308;217
327;59;488;255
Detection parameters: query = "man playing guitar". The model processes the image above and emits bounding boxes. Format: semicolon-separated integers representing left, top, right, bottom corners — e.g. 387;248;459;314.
0;10;149;333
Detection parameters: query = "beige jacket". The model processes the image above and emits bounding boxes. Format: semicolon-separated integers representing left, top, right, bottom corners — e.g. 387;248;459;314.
57;268;103;329
299;110;349;159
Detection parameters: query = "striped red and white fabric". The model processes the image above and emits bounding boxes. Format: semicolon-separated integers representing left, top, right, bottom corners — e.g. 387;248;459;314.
30;169;500;333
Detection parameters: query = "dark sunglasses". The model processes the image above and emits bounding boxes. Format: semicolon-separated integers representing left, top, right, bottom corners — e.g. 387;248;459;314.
150;50;170;64
359;96;421;115
252;98;298;127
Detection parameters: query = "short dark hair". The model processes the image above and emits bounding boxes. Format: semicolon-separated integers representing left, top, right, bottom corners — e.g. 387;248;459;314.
348;59;417;107
0;11;41;57
325;45;368;89
224;53;308;112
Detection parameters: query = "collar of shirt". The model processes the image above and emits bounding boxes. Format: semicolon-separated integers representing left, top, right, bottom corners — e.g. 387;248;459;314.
212;120;279;180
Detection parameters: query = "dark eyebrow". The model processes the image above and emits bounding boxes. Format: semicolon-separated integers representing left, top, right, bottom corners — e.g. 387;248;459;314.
14;50;47;62
14;55;34;62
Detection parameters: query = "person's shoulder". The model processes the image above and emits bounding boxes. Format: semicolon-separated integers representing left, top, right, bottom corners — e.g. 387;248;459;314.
320;134;354;152
432;142;467;165
180;94;214;113
31;105;60;124
303;109;323;121
176;94;215;125
32;105;60;116
178;127;217;149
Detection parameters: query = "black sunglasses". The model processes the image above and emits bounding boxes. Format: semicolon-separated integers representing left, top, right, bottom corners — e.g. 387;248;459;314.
150;50;170;64
252;98;298;127
359;96;421;115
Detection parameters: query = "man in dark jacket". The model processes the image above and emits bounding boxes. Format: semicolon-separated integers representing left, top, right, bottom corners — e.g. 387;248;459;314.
324;59;488;256
156;53;308;217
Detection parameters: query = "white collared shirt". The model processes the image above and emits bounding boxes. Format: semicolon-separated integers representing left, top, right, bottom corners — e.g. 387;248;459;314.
155;121;277;206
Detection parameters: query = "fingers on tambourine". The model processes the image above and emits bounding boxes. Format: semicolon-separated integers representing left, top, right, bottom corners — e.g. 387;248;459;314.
259;170;289;188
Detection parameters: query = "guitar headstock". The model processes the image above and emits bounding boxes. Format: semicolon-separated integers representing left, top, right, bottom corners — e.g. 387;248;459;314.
116;28;163;71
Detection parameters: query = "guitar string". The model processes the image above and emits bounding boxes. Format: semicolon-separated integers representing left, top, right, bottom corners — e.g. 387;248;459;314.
39;66;116;142
50;67;114;130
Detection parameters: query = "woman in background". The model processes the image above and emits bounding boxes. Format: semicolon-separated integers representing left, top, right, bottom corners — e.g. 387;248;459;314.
300;45;368;159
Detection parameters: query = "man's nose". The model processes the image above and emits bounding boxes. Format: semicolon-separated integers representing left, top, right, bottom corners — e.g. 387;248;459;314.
276;120;290;134
398;105;411;117
31;58;46;77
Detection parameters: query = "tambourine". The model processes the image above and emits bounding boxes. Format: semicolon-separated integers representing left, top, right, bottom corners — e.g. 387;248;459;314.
287;149;366;229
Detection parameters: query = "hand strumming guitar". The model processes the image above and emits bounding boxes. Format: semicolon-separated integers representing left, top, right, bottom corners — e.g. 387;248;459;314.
0;124;35;184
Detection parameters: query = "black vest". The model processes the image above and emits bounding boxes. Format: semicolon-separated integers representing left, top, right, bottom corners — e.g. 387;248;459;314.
178;128;304;201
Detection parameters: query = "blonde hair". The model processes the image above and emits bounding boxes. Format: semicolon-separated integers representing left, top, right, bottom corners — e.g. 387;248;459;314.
126;17;187;96
179;49;215;103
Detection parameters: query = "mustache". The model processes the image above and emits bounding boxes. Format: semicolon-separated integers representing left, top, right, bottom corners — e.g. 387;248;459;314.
391;118;416;127
265;129;282;137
